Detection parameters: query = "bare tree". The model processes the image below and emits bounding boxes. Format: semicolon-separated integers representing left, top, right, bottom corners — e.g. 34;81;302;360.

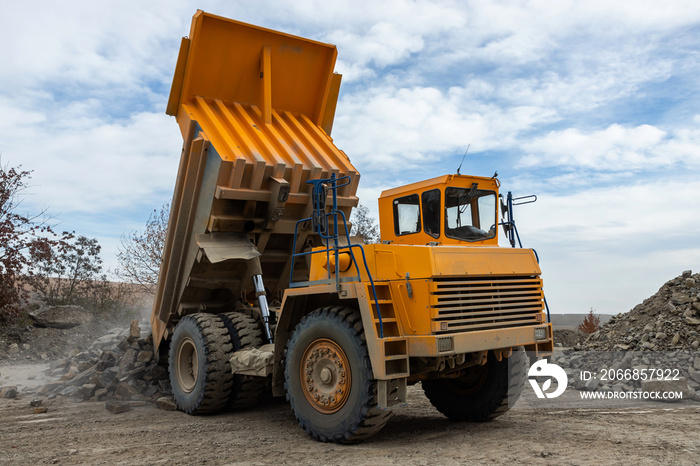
350;203;380;244
26;235;105;306
116;203;169;294
0;161;63;325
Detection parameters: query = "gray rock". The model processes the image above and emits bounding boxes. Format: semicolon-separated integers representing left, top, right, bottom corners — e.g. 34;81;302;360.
136;351;153;363
115;382;140;401
59;386;79;397
0;386;18;399
671;333;681;345
585;377;600;391
105;401;131;414
30;305;94;329
682;270;692;278
672;293;692;305
77;384;96;401
641;377;693;402
156;397;178;411
67;365;98;387
689;367;700;384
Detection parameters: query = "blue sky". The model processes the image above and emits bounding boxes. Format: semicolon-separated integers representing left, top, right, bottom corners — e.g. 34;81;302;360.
1;0;699;315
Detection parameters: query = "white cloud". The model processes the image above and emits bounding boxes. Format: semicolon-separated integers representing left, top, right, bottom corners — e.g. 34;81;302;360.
519;120;700;171
1;104;182;214
0;0;189;92
334;85;557;171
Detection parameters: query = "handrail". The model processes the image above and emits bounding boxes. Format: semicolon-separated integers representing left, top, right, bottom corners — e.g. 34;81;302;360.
289;174;384;337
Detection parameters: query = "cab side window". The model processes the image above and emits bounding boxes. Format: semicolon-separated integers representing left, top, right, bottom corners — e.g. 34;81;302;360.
421;189;440;239
393;194;421;235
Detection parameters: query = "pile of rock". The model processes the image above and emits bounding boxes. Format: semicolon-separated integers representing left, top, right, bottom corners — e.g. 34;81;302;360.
553;271;700;397
0;305;129;362
37;320;176;410
579;270;700;352
553;329;585;348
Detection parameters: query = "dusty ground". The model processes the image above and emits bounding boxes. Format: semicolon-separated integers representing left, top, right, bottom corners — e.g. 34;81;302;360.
1;363;699;466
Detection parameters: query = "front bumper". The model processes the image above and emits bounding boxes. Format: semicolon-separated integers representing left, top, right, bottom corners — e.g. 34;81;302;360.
406;323;553;358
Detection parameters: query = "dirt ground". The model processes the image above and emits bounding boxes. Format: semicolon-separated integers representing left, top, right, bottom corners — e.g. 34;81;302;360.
2;363;699;465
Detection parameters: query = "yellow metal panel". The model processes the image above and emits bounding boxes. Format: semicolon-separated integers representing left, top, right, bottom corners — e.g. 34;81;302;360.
320;73;342;136
177;10;337;126
309;244;540;283
166;37;190;117
433;247;541;276
389;279;432;335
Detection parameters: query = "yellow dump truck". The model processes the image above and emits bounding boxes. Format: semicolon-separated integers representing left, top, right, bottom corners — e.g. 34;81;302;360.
151;10;553;442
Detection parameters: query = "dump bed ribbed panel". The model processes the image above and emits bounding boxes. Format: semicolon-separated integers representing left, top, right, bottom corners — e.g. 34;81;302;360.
184;97;357;194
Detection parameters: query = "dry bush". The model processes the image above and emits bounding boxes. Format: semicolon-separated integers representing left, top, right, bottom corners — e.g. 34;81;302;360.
578;308;601;334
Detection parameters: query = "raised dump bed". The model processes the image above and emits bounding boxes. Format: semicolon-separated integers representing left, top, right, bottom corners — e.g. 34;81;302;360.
151;11;359;349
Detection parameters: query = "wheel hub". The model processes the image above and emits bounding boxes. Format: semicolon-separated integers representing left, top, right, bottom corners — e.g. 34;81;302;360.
176;336;198;393
300;338;351;414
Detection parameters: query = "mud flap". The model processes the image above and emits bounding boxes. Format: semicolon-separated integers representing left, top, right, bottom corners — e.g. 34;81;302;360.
377;378;407;409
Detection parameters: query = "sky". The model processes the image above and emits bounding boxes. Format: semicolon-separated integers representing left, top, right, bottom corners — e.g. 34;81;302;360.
1;0;699;316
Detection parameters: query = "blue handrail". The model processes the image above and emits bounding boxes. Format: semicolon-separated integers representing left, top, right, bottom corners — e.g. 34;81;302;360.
288;174;384;338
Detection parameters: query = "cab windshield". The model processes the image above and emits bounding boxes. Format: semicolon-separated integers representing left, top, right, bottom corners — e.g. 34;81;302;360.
444;186;497;241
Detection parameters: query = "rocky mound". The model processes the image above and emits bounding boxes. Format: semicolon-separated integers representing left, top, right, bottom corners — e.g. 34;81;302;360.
580;270;700;352
0;318;124;362
553;271;700;398
553;329;585;348
35;321;175;410
30;305;94;329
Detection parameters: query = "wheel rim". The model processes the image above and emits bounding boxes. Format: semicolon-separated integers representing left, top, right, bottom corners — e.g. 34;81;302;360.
176;336;199;393
300;338;351;414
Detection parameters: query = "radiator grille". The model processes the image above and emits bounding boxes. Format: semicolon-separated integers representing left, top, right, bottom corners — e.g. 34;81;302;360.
431;276;544;334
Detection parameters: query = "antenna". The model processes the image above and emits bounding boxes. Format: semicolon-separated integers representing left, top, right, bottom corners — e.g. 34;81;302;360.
456;144;470;175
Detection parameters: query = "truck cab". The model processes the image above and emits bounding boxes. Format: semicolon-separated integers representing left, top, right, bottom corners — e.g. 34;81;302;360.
379;174;500;246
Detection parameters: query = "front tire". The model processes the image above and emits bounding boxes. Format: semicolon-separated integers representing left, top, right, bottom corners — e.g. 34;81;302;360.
284;306;391;443
422;348;527;422
169;313;234;414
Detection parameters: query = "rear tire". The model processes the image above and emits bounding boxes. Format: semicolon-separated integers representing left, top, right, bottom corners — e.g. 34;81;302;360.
169;313;234;414
284;306;392;443
218;312;267;410
422;348;527;422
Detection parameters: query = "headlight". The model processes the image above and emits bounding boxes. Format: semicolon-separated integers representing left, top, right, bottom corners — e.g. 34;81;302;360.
534;326;548;341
